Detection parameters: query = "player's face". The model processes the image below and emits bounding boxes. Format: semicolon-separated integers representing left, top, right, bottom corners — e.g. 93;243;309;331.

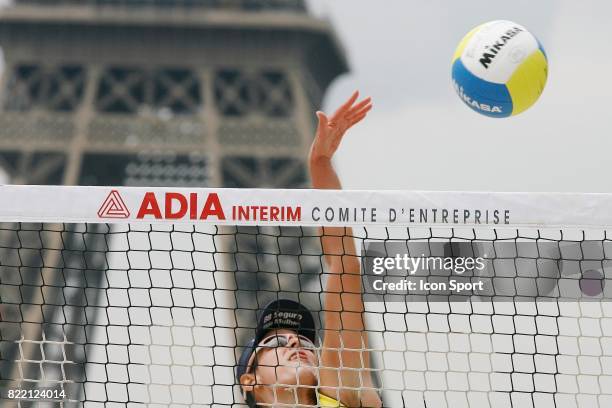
250;329;318;389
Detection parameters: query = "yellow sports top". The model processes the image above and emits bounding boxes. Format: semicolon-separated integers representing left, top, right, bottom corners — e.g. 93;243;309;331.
318;392;346;407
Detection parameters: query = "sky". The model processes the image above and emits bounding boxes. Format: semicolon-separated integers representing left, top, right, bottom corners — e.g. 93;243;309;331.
0;1;609;193
307;0;612;193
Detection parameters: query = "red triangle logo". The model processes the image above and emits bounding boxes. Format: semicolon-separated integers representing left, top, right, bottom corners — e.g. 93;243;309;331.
98;190;130;218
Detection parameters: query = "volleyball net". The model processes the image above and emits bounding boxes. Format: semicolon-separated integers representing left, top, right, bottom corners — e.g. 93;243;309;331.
1;186;612;407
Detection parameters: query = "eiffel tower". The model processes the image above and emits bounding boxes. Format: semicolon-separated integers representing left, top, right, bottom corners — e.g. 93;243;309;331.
0;1;347;405
0;0;346;188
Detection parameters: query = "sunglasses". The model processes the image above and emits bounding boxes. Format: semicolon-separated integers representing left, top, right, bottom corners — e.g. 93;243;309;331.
246;333;316;373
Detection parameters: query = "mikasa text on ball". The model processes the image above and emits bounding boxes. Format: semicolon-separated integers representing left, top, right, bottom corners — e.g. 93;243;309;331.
451;20;548;118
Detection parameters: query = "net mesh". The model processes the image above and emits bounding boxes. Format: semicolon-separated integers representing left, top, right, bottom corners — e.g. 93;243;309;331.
1;221;612;407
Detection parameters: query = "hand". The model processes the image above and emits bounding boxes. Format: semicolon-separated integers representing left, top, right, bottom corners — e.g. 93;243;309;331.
309;91;372;162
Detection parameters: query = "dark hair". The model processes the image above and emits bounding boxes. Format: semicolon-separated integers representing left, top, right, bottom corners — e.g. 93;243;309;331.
245;391;258;408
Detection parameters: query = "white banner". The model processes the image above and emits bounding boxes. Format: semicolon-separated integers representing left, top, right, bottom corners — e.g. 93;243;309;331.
1;185;611;228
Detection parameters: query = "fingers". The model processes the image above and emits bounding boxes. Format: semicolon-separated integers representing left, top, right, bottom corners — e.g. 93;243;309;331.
316;111;329;131
335;95;372;124
319;93;372;135
348;112;369;127
334;90;360;116
347;102;372;122
349;97;372;115
316;110;328;122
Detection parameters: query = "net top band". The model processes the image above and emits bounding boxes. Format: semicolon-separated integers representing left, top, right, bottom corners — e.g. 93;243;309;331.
1;185;611;229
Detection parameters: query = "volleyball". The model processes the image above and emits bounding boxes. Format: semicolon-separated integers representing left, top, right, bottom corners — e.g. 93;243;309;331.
451;20;548;118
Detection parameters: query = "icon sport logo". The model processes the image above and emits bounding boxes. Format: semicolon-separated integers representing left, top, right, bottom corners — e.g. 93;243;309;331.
98;190;130;218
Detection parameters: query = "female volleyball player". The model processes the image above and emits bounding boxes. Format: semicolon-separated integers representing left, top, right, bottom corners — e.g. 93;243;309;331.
236;92;381;407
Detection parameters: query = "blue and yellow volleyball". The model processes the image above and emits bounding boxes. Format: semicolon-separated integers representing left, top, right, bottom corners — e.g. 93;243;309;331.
451;20;548;118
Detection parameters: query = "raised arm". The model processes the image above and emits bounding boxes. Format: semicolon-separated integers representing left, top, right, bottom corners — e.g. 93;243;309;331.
309;92;381;407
